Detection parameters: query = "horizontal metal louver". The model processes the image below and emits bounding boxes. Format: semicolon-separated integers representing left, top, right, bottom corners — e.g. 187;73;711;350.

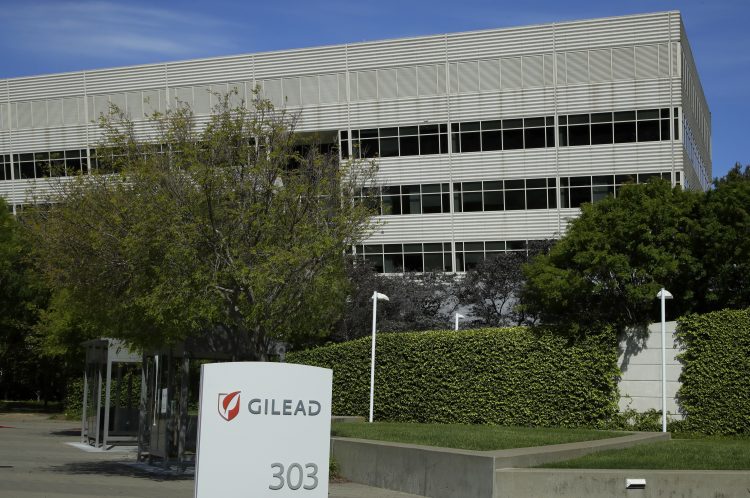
448;63;458;94
32;101;47;128
357;70;377;101
228;82;245;108
261;79;283;107
126;92;144;119
635;44;659;79
612;46;635;80
282;78;301;107
16;102;31;129
522;55;544;88
378;68;398;99
193;86;211;114
436;63;446;95
478;59;500;91
671;42;680;77
501;57;521;89
319;74;338;104
457;61;479;93
142;90;160;116
657;43;670;78
92;95;108;120
301;75;319;106
556;53;566;86
174;87;193;107
543;54;554;87
47;99;63;127
417;65;438;96
397;66;417;98
110;93;126;114
338;74;348;103
210;83;228;108
0;104;7;130
566;51;588;84
589;48;612;82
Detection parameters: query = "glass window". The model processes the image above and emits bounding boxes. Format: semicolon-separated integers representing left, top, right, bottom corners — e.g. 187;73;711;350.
505;189;525;210
524;127;545;148
568;124;590;146
462;192;482;212
591;123;613;145
637;120;660;142
503;129;523;149
614;121;637;143
592;185;614;202
420;134;440;155
481;130;502;151
380;136;399;157
400;135;419;156
569;187;592;207
483;190;503;211
526;189;547;209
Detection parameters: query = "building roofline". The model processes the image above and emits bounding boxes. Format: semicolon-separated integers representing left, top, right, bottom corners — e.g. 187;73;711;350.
1;10;681;83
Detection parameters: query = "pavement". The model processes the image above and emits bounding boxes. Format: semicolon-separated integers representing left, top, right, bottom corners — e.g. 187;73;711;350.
0;413;420;498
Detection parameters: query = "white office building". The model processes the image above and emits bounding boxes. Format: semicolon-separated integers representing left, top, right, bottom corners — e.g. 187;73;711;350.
0;11;710;273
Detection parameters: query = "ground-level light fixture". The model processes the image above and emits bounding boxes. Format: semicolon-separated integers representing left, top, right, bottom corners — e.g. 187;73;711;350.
656;288;673;433
454;313;465;331
369;291;389;423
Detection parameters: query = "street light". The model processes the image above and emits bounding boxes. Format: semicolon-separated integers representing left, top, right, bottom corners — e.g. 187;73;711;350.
454;313;465;331
369;291;389;423
656;288;673;433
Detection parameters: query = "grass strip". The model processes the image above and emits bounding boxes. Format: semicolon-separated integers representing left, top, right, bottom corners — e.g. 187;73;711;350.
540;438;750;470
331;421;623;451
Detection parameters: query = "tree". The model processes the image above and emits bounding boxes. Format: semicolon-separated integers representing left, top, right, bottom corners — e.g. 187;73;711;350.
521;180;703;335
25;93;376;359
458;241;552;328
334;259;458;341
697;164;750;311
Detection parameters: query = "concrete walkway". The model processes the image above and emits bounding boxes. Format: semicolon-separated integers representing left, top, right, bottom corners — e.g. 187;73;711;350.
0;413;419;498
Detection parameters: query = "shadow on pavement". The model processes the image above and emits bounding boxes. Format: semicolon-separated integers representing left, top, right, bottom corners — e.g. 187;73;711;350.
46;461;194;482
49;429;81;437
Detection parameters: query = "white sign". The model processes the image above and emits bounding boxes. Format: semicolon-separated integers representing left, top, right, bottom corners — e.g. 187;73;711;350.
195;362;332;498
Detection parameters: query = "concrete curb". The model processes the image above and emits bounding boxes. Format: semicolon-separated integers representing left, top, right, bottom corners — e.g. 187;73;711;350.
494;468;750;497
331;432;669;498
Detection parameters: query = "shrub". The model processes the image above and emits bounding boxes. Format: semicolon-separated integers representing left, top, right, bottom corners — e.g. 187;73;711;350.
677;308;750;435
288;327;620;428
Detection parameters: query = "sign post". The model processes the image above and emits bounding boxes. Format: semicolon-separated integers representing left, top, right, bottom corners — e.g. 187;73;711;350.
195;362;332;498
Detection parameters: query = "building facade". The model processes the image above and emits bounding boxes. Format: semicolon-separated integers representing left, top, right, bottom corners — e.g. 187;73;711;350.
0;11;711;273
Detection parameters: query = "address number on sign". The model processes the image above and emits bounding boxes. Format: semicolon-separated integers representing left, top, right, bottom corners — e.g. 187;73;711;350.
269;462;319;491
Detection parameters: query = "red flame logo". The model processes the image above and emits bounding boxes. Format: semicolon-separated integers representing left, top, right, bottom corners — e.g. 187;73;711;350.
217;391;241;421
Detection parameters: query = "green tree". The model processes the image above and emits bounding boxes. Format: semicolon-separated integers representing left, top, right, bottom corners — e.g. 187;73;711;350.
521;180;703;335
25;94;375;359
697;164;750;311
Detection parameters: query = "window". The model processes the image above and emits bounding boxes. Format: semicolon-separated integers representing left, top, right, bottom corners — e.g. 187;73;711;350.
354;242;452;273
453;177;556;212
361;183;450;216
559;108;675;147
561;171;672;208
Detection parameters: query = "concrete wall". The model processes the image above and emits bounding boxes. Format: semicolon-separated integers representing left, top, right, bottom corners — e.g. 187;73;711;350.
617;321;682;418
494;468;750;498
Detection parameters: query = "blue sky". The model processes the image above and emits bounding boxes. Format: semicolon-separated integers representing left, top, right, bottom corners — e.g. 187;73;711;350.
0;0;747;179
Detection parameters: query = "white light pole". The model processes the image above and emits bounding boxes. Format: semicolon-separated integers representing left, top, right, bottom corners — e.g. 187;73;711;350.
656;288;673;433
454;313;465;331
369;291;389;423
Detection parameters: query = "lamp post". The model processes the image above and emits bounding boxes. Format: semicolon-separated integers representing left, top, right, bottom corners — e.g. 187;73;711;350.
454;313;465;331
369;291;389;423
656;288;673;433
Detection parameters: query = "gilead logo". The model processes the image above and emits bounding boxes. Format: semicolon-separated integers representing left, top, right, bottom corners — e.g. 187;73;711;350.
217;391;241;421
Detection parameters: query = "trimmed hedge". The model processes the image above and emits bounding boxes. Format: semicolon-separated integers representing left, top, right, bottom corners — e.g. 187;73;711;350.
677;308;750;435
287;327;620;428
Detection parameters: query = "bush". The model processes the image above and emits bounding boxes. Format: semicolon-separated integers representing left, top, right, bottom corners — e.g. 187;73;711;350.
288;327;620;428
677;308;750;435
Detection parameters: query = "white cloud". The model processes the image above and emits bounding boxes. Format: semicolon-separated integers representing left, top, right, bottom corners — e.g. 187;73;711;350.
2;1;238;59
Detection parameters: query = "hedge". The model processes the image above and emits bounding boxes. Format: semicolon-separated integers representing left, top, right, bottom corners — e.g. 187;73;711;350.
287;327;620;428
677;308;750;435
